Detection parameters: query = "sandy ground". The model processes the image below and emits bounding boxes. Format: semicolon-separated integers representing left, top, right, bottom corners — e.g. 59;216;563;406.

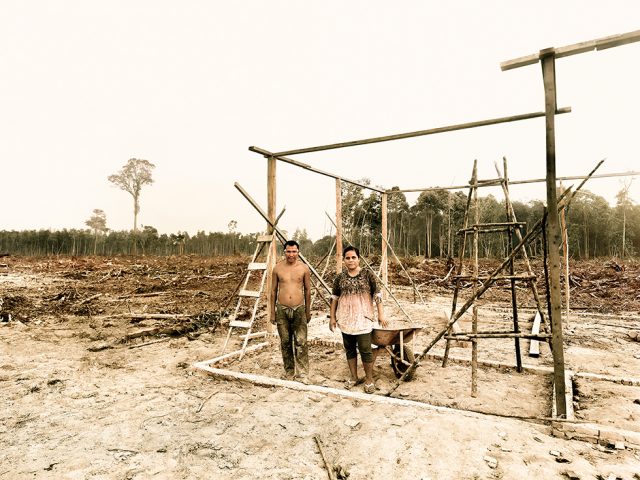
1;256;640;479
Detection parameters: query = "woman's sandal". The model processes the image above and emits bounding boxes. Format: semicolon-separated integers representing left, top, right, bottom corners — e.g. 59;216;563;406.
344;379;357;390
364;383;376;394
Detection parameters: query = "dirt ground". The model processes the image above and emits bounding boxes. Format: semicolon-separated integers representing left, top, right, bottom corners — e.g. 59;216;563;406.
1;255;639;479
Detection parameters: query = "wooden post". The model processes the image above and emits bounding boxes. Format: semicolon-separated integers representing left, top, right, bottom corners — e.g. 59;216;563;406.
335;179;343;275
381;192;388;300
471;169;479;397
503;158;523;372
266;156;277;334
541;50;567;417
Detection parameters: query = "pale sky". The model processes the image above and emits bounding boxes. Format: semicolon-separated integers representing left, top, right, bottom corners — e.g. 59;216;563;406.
2;1;639;241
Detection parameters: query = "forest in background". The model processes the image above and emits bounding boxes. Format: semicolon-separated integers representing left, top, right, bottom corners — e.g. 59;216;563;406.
1;180;637;260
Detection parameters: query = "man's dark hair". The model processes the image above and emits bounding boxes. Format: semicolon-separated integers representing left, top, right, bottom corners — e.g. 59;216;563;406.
342;245;359;258
284;240;300;250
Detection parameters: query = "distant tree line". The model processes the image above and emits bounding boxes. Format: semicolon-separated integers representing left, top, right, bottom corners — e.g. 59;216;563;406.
2;181;636;260
330;180;639;260
0;228;257;257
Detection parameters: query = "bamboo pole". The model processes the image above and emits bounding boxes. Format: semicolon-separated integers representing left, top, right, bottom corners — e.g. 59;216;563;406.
269;108;571;157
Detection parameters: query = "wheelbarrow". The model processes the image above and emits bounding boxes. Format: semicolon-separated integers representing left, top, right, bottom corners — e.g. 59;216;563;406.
371;326;422;380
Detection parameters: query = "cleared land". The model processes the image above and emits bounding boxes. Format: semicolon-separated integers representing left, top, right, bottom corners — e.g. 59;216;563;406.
1;255;639;479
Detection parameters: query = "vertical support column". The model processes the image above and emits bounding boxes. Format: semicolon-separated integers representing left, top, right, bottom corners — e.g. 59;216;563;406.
503;158;522;372
471;167;479;397
541;49;567;417
381;192;388;300
266;156;277;334
335;179;343;274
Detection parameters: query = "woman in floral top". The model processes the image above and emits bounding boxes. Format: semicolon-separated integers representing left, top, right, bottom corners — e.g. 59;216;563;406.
330;245;388;393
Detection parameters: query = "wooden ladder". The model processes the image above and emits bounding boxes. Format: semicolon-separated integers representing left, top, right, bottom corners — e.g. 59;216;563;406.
222;233;274;358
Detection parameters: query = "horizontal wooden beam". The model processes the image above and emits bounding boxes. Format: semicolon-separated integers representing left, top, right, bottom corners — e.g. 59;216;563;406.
501;29;640;71
389;167;638;194
267;108;571;157
248;146;385;193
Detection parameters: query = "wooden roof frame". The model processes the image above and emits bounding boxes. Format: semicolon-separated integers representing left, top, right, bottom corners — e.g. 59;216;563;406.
245;29;640;417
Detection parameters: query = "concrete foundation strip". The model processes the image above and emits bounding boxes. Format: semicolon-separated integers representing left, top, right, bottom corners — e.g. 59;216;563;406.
194;339;640;447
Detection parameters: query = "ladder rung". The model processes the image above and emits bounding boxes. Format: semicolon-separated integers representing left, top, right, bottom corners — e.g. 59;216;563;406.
240;331;267;340
247;262;267;271
239;289;261;298
230;320;252;328
256;235;274;243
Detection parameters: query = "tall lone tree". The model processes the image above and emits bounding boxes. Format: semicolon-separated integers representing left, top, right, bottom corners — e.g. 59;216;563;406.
108;158;155;236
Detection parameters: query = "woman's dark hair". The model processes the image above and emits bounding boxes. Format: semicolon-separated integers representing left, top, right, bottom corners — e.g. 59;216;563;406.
342;245;359;258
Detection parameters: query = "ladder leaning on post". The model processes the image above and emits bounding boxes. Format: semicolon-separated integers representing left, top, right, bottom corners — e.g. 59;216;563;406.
221;232;275;358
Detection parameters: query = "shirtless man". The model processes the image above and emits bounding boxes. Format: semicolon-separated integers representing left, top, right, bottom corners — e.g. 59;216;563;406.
270;240;311;382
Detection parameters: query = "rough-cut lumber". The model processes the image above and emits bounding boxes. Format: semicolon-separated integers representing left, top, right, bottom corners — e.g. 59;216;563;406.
501;29;640;71
542;51;567;418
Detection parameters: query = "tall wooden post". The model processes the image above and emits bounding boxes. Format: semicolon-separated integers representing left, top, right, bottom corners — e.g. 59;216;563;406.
335;179;343;274
266;156;277;334
381;192;388;300
541;49;567;417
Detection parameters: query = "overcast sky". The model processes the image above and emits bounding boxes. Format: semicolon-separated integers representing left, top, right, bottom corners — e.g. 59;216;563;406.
2;1;639;241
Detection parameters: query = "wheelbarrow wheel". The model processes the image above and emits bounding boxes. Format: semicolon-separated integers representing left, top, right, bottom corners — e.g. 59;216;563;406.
390;344;415;380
